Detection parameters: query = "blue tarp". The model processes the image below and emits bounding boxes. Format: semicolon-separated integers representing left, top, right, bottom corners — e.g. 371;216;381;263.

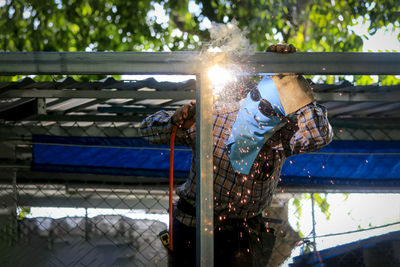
32;135;400;187
280;140;400;187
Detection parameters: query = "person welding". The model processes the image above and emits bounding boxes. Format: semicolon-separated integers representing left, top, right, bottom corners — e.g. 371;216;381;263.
139;44;333;266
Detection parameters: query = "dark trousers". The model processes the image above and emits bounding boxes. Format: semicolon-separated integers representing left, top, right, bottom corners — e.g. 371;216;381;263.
169;216;275;267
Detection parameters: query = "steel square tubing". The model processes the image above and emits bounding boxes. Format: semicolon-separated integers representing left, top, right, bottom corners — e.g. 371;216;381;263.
1;52;400;75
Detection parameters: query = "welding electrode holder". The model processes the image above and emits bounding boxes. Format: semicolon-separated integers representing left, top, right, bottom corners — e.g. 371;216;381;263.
183;103;196;129
171;103;196;130
187;103;196;120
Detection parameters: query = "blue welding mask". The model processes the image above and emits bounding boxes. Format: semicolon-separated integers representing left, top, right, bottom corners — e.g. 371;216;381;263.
226;76;287;174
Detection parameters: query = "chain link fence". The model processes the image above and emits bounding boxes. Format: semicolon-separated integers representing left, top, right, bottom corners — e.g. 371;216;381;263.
0;181;171;266
1;104;399;266
0;119;173;266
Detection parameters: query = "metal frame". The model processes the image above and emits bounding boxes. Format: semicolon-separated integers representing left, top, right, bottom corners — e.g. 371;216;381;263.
2;89;399;103
195;73;214;266
0;90;195;99
1;51;400;267
1;51;400;75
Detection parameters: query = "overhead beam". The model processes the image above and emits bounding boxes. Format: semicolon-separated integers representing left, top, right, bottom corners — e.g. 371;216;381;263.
24;114;145;122
0;89;195;99
0;120;399;141
97;106;177;113
249;52;400;75
1;89;399;103
0;124;141;140
1;52;400;75
63;99;108;114
329;118;400;129
316;91;400;102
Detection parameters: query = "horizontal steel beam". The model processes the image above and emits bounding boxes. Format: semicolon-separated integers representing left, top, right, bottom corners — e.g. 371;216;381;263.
0;89;195;99
282;184;400;193
25;114;144;122
97;106;177;113
316;91;400;102
0;52;399;75
1;169;398;194
329;118;400;129
0;168;174;185
249;52;400;75
1;89;398;103
0;193;170;211
0;125;141;139
0;121;399;140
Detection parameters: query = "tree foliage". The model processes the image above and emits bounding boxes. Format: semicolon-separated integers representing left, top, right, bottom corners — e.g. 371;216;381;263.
292;193;331;237
1;0;398;84
1;0;399;53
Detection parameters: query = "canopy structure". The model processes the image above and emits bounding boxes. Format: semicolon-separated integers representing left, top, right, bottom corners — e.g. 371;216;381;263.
0;74;399;192
1;51;400;266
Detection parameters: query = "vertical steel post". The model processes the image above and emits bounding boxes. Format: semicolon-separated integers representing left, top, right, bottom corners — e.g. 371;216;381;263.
195;72;214;267
12;169;18;245
311;193;317;250
85;208;89;241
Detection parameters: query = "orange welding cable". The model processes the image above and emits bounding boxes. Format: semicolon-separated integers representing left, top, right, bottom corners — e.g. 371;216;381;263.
169;125;177;251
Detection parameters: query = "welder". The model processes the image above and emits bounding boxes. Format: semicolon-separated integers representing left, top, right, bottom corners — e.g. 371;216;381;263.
140;44;332;266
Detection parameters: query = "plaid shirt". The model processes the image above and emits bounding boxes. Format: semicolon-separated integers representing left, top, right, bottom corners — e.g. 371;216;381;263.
139;101;332;227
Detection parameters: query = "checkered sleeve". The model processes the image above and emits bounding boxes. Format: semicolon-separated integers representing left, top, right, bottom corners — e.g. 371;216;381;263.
139;110;194;146
287;103;333;156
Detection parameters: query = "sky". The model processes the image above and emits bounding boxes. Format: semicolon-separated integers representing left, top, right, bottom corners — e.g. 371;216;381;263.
288;194;400;249
350;16;399;52
282;193;400;266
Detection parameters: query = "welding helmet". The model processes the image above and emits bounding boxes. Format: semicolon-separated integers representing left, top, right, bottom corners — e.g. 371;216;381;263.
226;74;314;174
226;76;286;174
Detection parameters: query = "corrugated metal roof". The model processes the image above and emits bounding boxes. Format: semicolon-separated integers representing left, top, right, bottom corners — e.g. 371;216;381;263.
0;77;399;125
0;76;399;192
